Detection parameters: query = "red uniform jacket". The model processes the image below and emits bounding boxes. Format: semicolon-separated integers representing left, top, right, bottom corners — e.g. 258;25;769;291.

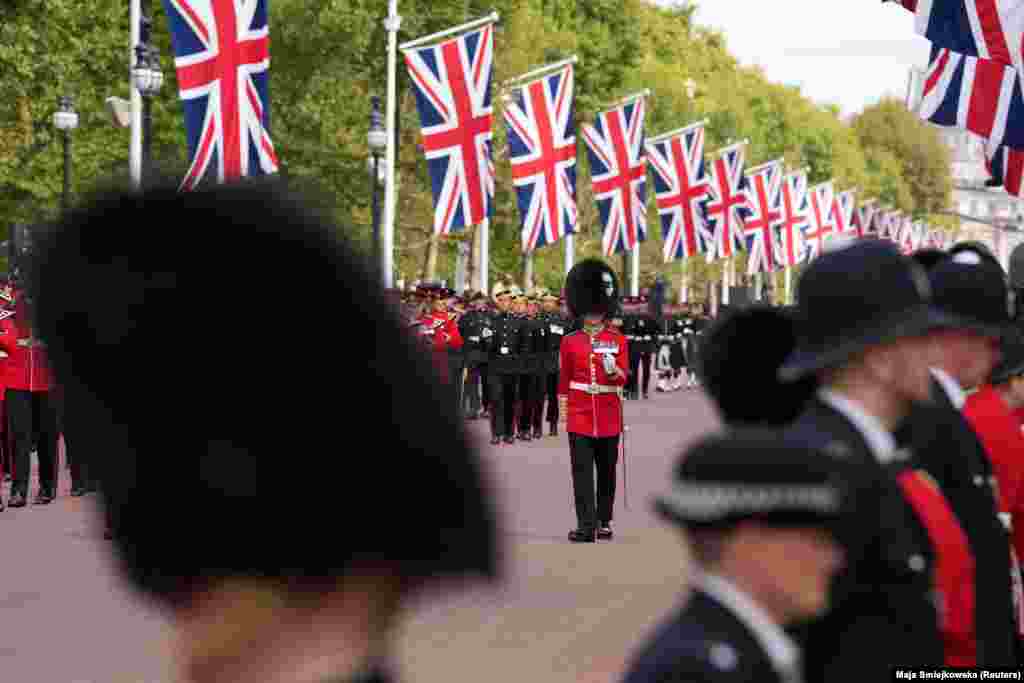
897;470;976;667
0;316;51;392
416;312;462;382
558;326;628;437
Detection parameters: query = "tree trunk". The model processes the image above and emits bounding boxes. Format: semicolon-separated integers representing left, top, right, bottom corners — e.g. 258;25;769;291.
421;234;439;282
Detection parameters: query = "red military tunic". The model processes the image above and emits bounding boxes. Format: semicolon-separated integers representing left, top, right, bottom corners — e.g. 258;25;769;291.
558;326;628;437
0;315;51;392
416;311;462;382
897;469;977;667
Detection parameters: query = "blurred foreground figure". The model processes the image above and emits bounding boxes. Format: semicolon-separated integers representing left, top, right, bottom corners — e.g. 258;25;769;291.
29;180;500;683
622;430;850;683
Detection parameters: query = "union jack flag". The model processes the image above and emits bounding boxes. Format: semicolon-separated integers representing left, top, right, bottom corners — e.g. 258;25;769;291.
987;144;1024;196
877;210;899;241
888;0;1021;69
645;124;713;262
404;24;495;235
804;182;837;260
503;65;577;253
582;97;648;256
777;170;809;268
742;160;784;275
919;45;1024;152
831;189;856;236
704;143;750;261
162;0;279;191
856;199;879;238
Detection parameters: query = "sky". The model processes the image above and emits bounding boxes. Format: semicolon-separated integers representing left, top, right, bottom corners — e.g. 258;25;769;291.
665;0;934;116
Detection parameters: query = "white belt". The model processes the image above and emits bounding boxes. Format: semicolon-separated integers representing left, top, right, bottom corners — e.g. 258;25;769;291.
569;381;620;395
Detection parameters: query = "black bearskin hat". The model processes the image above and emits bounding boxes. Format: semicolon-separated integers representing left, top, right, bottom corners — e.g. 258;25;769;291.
565;258;619;318
698;305;817;426
29;179;500;605
911;248;948;272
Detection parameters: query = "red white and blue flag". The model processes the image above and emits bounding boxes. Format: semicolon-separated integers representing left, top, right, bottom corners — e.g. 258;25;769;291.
704;142;751;261
987;143;1024;195
887;0;1023;69
777;170;810;267
742;160;784;275
645;123;713;262
855;199;879;238
919;45;1024;152
582;96;648;256
804;182;837;260
162;0;279;190
831;189;857;236
404;24;495;235
503;65;577;252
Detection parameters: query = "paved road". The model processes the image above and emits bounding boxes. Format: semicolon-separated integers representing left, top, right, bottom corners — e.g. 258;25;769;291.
0;388;720;683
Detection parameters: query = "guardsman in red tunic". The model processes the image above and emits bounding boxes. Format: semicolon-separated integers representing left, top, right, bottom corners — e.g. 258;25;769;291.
416;286;463;382
558;259;628;543
0;289;58;508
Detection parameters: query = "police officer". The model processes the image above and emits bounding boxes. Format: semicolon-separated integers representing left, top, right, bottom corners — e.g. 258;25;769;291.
777;240;947;679
537;291;568;437
459;293;490;419
622;297;640;400
558;260;628;542
623;430;850;683
30;180;500;683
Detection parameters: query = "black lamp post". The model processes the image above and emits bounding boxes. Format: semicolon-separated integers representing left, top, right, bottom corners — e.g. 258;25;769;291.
368;95;387;283
52;96;78;212
133;10;164;184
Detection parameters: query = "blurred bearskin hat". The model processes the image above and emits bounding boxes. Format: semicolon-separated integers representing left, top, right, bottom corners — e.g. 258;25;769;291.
699;305;817;426
565;259;619;318
29;179;500;604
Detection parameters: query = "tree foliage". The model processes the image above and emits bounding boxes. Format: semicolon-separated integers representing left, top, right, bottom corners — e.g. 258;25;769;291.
0;0;954;296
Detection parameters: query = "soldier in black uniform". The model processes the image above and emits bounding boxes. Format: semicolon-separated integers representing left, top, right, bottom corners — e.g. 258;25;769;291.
537;291;568;437
633;295;656;399
514;293;542;441
459;293;489;419
621;297;640;400
623;430;851;683
30;180;500;683
777;240;947;681
487;288;520;445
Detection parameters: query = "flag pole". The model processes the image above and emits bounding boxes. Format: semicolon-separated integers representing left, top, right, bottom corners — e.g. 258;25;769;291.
646;119;708;145
502;55;578;89
564;231;574;276
130;0;142;189
479;217;490;293
383;0;401;289
631;243;640;296
399;12;500;50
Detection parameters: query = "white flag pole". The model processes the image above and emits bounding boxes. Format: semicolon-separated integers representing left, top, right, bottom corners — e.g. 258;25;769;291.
382;0;401;289
564;231;574;276
130;0;142;189
785;266;792;305
399;11;500;50
478;217;489;293
631;244;640;296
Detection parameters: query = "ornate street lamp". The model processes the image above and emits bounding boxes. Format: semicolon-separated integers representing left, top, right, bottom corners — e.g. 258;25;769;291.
52;95;79;212
368;95;387;284
133;13;164;183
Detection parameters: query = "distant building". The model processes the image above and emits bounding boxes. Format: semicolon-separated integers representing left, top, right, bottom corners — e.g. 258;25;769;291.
907;67;1024;268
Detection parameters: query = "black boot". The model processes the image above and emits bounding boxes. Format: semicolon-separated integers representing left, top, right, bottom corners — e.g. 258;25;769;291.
568;528;596;543
490;435;501;446
8;490;26;508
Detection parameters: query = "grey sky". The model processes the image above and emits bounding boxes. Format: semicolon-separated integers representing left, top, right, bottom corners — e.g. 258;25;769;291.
665;0;934;114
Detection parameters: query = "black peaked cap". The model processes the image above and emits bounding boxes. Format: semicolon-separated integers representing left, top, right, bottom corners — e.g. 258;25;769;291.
29;181;500;603
654;429;856;531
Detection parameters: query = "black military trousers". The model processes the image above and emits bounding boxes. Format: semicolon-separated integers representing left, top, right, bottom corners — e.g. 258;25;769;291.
488;372;518;438
478;363;490;413
8;389;59;496
448;355;465;415
463;364;482;417
52;387;88;491
541;372;559;426
628;352;653;396
568;432;620;531
517;373;539;434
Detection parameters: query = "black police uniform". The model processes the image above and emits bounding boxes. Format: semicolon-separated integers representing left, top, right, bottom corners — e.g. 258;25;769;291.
459;309;486;418
517;311;545;441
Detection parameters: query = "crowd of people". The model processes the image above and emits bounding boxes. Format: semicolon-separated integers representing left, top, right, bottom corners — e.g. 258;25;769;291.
9;177;1024;683
392;283;714;444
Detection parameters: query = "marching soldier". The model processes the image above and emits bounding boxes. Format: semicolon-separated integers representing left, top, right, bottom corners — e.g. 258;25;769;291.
1;286;59;508
622;297;640;400
623;430;851;683
488;287;521;446
459;292;490;419
558;259;629;543
30;180;500;683
633;295;656;399
777;240;947;679
538;291;569;437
